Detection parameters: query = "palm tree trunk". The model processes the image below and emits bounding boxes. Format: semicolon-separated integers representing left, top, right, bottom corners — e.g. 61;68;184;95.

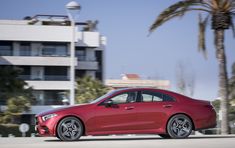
214;29;229;134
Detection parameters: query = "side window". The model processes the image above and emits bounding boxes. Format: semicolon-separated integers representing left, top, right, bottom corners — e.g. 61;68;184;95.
110;93;128;104
142;93;153;102
110;92;137;104
163;94;175;102
141;91;164;102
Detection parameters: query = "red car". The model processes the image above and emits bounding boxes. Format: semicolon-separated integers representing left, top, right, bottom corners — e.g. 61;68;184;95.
35;88;216;141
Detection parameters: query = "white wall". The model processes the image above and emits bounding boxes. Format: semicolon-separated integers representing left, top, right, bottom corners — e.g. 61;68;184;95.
0;24;73;42
76;32;100;47
26;81;71;90
0;23;101;47
0;56;77;66
76;61;98;70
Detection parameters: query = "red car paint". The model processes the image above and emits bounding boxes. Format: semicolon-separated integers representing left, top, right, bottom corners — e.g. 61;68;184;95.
35;88;216;137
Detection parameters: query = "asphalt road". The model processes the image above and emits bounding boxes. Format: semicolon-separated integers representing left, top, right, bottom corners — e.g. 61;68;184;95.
1;135;235;148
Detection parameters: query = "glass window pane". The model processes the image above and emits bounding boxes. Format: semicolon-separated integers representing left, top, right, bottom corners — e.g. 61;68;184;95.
20;43;31;56
142;91;164;102
110;92;137;104
0;41;12;56
142;94;153;102
164;94;175;102
111;93;128;104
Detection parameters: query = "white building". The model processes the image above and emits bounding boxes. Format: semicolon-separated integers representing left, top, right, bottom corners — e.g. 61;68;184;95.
0;15;106;120
106;74;170;89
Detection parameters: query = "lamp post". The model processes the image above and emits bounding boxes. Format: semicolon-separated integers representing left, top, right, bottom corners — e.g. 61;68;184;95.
66;1;81;105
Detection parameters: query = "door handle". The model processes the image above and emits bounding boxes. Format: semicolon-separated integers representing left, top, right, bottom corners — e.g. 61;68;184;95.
125;106;135;110
163;104;172;108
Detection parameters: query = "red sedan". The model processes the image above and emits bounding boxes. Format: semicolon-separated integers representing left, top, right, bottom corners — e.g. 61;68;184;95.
35;88;216;141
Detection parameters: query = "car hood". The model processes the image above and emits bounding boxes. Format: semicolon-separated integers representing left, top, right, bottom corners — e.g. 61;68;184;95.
36;103;90;117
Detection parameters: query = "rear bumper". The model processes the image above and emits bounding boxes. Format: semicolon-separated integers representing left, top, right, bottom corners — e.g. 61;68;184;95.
194;109;217;130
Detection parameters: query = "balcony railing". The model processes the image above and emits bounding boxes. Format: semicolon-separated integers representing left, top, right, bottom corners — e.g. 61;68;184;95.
19;75;69;81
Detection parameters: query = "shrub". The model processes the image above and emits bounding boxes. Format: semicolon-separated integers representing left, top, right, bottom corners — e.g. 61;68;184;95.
0;124;36;137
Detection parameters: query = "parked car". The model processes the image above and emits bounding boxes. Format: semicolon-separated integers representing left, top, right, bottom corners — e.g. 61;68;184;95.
35;88;216;141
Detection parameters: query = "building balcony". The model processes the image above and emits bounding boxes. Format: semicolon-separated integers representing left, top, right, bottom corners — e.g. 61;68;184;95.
76;32;100;47
19;75;69;81
76;61;98;70
25;81;71;90
0;23;102;47
0;23;73;42
0;56;77;66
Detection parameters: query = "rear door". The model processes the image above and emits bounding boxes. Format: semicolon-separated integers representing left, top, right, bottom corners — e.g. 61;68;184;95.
135;90;176;130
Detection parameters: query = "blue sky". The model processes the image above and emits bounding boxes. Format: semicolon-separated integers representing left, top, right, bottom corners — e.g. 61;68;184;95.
0;0;235;100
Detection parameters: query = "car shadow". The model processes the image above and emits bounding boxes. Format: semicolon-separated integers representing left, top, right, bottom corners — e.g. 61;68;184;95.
45;137;161;142
44;135;235;142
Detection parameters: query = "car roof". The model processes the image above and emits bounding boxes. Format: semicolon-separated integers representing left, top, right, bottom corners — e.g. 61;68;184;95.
113;87;189;102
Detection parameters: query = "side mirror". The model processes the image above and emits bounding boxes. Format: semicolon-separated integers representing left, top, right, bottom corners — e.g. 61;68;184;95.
104;100;113;107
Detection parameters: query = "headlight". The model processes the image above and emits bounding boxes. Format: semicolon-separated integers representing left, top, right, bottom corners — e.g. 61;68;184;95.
42;113;57;121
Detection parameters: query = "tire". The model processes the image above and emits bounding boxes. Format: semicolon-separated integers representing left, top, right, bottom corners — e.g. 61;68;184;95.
159;134;171;139
57;117;83;141
167;114;193;139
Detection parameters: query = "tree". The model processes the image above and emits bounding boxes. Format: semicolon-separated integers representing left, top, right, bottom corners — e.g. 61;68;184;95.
229;63;235;125
176;61;196;96
229;63;235;100
149;0;235;134
1;96;31;124
0;66;32;123
0;66;31;103
75;76;110;104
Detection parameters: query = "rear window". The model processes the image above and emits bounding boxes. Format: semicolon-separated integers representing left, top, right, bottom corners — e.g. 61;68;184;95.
141;91;175;102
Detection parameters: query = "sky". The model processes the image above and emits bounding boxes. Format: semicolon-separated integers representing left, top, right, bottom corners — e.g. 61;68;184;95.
0;0;235;101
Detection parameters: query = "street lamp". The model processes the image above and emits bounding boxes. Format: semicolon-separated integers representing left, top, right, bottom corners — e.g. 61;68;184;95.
66;1;81;105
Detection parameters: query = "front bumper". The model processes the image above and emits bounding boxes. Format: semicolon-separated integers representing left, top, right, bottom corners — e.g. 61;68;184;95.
35;116;57;137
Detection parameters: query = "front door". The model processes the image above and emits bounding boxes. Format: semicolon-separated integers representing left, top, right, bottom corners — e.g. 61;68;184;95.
93;91;138;134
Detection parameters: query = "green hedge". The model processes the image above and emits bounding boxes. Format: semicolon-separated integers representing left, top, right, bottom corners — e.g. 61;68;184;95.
0;124;36;137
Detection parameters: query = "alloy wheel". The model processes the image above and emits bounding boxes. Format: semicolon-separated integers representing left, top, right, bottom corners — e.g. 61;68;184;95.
167;114;192;139
57;117;83;141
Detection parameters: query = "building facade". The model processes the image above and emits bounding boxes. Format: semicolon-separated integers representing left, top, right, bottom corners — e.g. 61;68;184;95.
0;15;106;117
105;74;170;89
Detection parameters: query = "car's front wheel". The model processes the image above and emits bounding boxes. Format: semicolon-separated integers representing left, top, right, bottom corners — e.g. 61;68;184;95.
167;114;193;139
57;117;83;141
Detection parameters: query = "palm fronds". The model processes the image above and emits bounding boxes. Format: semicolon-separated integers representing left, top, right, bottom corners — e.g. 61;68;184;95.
149;0;210;33
149;0;235;55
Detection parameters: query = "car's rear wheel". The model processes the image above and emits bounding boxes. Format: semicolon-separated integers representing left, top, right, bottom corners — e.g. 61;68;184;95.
57;117;83;141
167;114;192;139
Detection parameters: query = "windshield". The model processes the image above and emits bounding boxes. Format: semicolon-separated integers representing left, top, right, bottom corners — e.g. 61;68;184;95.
90;90;116;104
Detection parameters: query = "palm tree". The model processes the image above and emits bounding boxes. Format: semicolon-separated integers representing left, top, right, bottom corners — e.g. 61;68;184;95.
75;76;110;104
149;0;235;134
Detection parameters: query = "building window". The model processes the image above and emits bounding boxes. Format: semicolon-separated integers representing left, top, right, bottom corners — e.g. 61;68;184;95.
44;66;68;80
20;42;31;56
42;47;56;56
75;47;86;61
18;66;31;80
32;90;69;105
0;41;12;56
42;43;68;56
44;90;69;105
75;70;86;78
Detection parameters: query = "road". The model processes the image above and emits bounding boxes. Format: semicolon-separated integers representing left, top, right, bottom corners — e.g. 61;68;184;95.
1;135;235;148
